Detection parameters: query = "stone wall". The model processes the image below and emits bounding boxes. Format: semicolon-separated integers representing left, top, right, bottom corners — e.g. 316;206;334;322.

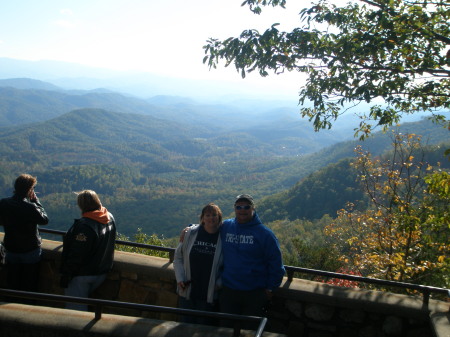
0;238;180;321
270;278;447;337
0;237;448;337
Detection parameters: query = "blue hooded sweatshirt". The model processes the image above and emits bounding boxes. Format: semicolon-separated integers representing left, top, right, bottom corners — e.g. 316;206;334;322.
220;212;285;291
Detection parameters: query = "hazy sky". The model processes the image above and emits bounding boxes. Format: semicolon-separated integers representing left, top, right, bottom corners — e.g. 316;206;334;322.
0;0;306;98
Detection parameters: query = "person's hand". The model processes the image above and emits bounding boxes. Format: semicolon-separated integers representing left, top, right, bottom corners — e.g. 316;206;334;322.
178;280;191;290
28;190;37;202
179;227;189;242
265;289;273;301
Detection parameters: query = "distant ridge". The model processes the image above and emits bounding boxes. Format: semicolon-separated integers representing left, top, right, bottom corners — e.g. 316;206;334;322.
0;57;116;80
146;95;197;106
0;78;63;91
0;108;206;166
0;83;358;154
0;57;297;100
0;85;167;127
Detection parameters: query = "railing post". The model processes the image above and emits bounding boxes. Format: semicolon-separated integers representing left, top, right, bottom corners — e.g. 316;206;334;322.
422;289;430;309
287;269;294;282
233;321;241;337
95;304;103;320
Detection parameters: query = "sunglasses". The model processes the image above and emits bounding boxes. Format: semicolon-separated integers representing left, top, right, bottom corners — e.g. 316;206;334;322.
235;205;251;210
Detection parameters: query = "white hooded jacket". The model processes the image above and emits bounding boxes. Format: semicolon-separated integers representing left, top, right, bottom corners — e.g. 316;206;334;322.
173;224;223;304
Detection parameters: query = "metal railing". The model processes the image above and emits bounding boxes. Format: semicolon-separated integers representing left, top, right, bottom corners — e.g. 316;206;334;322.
38;228;449;306
39;228;176;262
0;288;267;337
284;266;450;306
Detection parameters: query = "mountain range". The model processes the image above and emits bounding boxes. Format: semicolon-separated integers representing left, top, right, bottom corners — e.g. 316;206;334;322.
0;58;448;239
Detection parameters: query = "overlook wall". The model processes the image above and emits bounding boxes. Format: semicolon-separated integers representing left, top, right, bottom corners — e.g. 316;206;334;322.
0;237;448;337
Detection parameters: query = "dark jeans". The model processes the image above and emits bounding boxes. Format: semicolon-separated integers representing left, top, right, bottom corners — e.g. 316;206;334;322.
219;286;268;330
5;248;41;305
6;262;40;292
178;296;218;326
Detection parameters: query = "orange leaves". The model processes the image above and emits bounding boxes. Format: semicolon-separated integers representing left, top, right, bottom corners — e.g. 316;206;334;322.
324;267;362;288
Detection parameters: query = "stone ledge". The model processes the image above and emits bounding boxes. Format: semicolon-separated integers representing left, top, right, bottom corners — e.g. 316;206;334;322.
0;302;286;337
279;277;449;319
430;311;450;337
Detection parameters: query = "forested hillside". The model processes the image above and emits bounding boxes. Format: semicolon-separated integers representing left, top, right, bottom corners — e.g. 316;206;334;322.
0;102;447;238
0;82;358;155
258;140;450;224
0;107;333;236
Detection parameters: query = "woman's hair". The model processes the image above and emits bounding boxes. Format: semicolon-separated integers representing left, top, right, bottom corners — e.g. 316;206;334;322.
200;203;222;225
14;174;37;197
77;190;102;213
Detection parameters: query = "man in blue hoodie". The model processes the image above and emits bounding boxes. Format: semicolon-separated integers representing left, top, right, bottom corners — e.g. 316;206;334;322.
219;194;285;325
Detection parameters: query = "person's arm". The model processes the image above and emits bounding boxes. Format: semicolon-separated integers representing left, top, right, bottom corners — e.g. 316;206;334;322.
264;232;286;292
173;241;188;289
175;225;199;290
26;192;49;225
214;238;224;291
60;222;95;287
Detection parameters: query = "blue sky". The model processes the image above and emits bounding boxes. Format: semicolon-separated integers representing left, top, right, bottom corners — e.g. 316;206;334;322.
0;0;305;98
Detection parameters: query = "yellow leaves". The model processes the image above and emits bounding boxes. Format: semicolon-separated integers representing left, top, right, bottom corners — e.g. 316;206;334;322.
325;132;449;285
425;171;450;198
326;198;443;282
404;155;414;167
347;236;358;245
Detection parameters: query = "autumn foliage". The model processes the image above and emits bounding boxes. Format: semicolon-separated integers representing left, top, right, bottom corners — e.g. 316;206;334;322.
325;133;449;288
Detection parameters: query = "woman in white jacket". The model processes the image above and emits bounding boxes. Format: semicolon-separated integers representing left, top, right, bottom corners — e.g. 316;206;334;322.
173;203;223;325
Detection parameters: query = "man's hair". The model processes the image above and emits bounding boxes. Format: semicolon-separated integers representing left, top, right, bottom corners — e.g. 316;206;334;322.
14;174;37;197
200;203;223;225
77;190;102;213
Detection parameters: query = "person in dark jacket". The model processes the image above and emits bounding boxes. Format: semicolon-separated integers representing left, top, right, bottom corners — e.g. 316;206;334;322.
60;190;116;311
0;174;49;298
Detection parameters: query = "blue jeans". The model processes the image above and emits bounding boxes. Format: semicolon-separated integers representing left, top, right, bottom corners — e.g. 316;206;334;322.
65;274;107;311
5;247;41;264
